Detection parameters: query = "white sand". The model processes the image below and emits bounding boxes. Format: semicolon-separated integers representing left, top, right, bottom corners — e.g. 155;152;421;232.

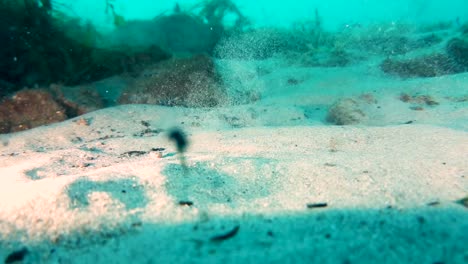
0;61;467;263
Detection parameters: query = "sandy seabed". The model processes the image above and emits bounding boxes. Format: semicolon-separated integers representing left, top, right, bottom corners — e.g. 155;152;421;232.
0;60;467;263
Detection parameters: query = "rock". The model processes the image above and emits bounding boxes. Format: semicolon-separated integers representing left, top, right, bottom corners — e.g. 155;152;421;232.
51;84;105;116
398;93;439;106
380;53;461;78
446;37;468;69
119;54;226;107
0;89;67;133
414;33;443;49
326;98;367;125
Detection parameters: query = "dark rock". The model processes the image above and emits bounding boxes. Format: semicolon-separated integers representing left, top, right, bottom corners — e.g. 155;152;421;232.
380;54;462;78
119;54;226;107
446;38;468;69
413;33;443;49
0;89;67;133
50;84;104;117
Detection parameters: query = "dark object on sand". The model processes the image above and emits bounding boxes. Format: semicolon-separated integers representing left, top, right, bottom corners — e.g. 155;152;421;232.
168;128;189;170
168;128;188;153
178;200;194;206
210;225;240;241
306;202;328;209
5;247;29;263
120;150;148;157
151;148;166;152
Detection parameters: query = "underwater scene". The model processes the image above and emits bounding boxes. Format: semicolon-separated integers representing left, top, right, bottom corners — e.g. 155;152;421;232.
0;0;467;263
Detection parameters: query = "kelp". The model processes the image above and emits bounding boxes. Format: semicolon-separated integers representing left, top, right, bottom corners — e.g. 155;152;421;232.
0;0;169;91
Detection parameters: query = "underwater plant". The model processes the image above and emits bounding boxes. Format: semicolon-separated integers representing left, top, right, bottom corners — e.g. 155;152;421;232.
105;0;126;27
0;0;169;89
291;8;331;50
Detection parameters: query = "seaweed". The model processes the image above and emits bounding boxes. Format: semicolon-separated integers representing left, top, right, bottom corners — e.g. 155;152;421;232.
306;203;328;209
0;0;169;90
291;7;330;50
105;0;126;27
210;225;240;241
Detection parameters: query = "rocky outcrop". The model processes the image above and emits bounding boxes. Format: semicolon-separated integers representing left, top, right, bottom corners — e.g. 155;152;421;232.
119;55;226;107
0;89;67;133
380;54;461;78
446;37;468;70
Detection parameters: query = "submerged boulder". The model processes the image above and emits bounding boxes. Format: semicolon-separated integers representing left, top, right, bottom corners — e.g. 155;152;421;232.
380;53;461;78
0;89;67;133
380;29;468;78
446;37;468;69
119;54;226;107
51;84;105;117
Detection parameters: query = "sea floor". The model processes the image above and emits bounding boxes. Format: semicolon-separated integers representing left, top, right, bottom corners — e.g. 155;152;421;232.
0;58;467;263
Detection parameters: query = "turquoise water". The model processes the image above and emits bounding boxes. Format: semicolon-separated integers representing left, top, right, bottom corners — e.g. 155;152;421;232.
70;0;467;30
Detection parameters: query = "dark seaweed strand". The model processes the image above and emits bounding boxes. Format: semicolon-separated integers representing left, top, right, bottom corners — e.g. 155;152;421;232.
210;225;240;242
306;202;328;209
